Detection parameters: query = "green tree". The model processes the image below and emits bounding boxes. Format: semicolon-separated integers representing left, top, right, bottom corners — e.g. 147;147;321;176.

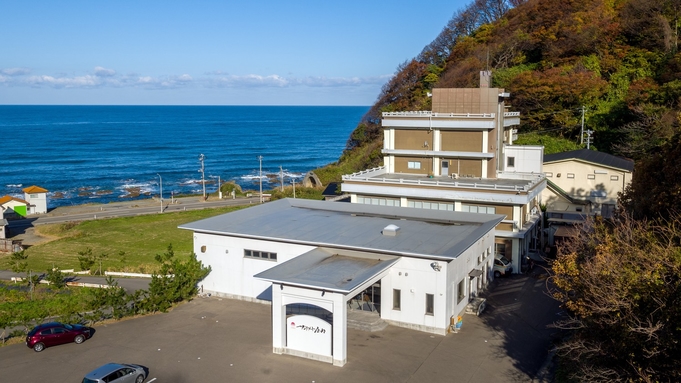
45;267;66;289
77;247;95;272
144;244;211;312
8;250;28;273
551;214;681;382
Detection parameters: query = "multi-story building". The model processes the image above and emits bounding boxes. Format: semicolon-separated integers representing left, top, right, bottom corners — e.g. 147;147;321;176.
342;75;546;273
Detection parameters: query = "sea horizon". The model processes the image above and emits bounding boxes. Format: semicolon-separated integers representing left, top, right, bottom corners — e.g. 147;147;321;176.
1;105;369;209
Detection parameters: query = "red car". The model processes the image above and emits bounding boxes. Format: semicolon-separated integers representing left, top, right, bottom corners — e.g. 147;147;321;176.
26;322;92;352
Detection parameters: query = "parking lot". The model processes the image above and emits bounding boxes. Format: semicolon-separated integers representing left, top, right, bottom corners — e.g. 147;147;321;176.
0;271;561;382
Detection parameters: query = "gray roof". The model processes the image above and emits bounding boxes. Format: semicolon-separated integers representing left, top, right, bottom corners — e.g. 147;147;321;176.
254;248;398;293
543;149;634;172
179;198;503;261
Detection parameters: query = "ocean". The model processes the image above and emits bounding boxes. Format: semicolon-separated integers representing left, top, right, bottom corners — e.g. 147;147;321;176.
0;105;368;208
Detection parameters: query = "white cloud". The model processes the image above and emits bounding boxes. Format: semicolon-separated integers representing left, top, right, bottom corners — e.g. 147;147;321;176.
25;74;102;88
1;67;31;76
94;66;116;77
1;66;386;92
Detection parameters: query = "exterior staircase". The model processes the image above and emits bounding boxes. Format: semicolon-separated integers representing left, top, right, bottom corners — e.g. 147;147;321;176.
347;309;388;332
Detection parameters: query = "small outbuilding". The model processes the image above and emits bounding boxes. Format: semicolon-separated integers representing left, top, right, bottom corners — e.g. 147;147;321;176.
179;198;503;366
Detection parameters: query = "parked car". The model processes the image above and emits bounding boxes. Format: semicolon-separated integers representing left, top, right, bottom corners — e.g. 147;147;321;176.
493;255;513;278
82;363;146;383
25;322;92;352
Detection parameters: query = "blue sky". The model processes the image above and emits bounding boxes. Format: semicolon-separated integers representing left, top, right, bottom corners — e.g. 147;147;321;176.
0;1;467;106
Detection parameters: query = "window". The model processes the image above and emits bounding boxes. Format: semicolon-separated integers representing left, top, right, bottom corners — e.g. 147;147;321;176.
393;289;401;310
457;279;466;304
358;197;399;207
587;174;595;179
244;249;277;261
567;173;575;179
425;293;434;315
545;172;553;177
407;200;454;211
461;204;496;214
507;156;515;168
407;161;421;170
610;175;619;181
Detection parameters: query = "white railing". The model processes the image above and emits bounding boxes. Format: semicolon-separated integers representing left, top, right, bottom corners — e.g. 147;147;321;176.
504;112;520;117
382;111;495;118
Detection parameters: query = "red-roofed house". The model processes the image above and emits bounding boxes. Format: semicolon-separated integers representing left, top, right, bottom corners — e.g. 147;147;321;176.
0;195;31;219
23;185;48;214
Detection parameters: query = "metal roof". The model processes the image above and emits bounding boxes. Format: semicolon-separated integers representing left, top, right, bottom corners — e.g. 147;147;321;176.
254;248;398;293
179;198;503;261
543;149;634;172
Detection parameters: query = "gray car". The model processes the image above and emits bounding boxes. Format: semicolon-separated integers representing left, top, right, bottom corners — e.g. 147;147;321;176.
82;363;146;383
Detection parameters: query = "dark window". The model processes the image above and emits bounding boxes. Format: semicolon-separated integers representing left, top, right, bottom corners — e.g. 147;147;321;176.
507;157;515;167
393;289;401;310
425;293;434;315
457;279;466;304
244;249;277;261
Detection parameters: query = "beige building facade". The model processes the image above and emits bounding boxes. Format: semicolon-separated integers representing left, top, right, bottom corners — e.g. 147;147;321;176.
342;79;546;274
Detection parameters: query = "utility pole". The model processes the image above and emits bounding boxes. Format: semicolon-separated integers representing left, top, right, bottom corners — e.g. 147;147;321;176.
586;130;594;149
292;178;296;199
198;154;206;200
580;106;586;145
257;155;263;203
280;166;284;192
157;173;163;213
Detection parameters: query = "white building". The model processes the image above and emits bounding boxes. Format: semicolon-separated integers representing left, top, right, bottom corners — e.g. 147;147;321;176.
179;198;502;367
23;185;48;215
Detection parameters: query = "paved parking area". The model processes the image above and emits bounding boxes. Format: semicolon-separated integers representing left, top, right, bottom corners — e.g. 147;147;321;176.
0;271;561;382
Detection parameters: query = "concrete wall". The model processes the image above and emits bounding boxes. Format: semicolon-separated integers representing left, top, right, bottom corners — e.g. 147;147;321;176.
194;233;316;301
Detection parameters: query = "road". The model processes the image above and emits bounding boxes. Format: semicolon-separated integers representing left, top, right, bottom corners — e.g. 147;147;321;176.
0;271;560;382
8;196;262;232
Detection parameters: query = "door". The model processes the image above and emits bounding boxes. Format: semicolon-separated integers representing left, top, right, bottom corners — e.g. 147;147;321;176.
441;160;449;177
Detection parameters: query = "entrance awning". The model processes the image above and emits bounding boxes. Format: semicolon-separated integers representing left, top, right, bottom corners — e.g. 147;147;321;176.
254;248;399;294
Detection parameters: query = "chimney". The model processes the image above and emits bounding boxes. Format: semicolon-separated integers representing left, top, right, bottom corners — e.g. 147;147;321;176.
480;71;491;88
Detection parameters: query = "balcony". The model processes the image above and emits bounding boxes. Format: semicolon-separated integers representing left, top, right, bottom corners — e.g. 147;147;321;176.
342;166;544;193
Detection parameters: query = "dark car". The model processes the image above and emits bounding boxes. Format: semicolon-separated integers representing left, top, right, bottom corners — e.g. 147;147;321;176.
82;363;146;383
26;322;92;352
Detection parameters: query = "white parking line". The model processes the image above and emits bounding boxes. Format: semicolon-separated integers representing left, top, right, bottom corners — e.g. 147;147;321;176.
147;378;157;382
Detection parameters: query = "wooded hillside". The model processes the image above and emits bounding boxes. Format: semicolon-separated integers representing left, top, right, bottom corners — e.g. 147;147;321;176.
329;0;680;176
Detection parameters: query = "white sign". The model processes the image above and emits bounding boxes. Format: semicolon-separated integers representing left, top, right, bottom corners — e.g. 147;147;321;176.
286;314;332;357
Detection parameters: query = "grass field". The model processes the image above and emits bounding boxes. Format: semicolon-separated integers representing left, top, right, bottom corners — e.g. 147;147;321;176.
3;206;248;274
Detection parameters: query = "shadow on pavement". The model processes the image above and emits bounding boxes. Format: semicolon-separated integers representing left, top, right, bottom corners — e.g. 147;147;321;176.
479;262;564;380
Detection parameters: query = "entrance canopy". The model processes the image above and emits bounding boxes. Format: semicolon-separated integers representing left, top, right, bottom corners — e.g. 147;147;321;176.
255;248;398;294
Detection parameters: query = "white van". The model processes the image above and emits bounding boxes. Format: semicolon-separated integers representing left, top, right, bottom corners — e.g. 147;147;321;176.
493;255;513;278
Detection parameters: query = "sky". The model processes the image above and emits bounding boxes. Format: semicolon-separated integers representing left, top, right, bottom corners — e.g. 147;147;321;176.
0;1;468;106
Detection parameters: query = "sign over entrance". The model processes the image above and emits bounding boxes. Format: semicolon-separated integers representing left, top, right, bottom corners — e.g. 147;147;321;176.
287;314;332;357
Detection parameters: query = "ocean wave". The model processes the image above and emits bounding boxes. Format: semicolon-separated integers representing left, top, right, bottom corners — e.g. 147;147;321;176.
5;184;23;188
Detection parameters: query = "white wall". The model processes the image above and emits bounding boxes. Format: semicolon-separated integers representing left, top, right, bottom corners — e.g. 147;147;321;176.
25;193;47;214
380;231;495;335
194;233;316;301
504;145;544;174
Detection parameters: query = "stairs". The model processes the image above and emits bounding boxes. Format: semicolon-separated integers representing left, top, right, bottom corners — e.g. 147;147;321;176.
347;309;388;332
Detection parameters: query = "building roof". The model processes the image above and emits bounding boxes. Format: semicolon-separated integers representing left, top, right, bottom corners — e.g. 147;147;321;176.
22;185;48;193
179;198;504;261
0;195;30;206
254;248;399;293
543;149;634;172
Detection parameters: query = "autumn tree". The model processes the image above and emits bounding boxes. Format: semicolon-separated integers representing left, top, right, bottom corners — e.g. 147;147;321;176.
619;132;681;220
551;215;681;382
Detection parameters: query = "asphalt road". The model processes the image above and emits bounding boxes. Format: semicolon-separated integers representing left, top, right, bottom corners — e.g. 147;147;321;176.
0;271;561;383
7;196;261;233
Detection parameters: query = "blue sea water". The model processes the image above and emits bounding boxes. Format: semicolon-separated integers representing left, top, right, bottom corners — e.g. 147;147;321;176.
0;105;368;208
